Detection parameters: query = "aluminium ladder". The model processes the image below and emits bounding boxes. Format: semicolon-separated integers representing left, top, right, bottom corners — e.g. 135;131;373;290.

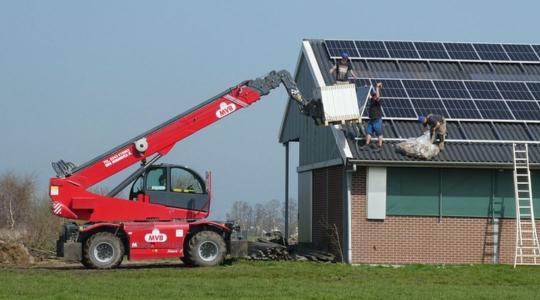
513;143;540;266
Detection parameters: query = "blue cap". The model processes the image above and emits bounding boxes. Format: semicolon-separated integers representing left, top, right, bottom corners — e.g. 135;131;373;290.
418;116;426;124
341;51;349;59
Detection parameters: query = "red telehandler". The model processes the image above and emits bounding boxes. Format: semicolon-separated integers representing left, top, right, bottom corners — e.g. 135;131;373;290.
50;70;323;269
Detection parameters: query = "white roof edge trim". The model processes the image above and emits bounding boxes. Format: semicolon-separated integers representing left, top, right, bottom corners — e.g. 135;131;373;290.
303;40;353;160
302;40;326;88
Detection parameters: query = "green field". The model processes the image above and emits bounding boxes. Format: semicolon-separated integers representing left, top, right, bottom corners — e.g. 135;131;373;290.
1;261;539;299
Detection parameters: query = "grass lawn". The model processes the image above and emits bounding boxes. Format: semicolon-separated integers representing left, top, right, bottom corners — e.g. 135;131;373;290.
0;260;539;299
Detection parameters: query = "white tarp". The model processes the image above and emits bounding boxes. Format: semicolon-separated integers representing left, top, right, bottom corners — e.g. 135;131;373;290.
319;84;361;124
397;131;440;160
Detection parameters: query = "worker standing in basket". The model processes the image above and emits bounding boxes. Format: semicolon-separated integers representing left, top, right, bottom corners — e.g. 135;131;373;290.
365;82;383;148
418;114;447;150
329;52;358;84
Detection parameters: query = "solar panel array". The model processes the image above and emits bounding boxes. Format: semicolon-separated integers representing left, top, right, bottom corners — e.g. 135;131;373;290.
358;79;540;121
325;40;540;62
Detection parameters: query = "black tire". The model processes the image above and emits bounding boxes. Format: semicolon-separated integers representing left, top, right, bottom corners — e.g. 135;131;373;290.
83;232;124;269
180;247;195;266
185;231;226;267
81;257;93;269
180;256;195;267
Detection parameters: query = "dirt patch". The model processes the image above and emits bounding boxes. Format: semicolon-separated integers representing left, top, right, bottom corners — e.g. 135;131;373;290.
0;240;35;266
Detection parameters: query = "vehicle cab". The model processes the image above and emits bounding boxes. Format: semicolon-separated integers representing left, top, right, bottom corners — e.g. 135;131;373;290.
129;164;210;213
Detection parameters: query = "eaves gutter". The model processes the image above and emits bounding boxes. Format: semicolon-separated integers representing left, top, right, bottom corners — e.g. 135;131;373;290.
346;159;540;169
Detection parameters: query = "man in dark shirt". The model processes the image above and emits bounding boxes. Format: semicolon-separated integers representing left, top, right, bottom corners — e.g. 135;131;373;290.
418;113;447;150
329;52;358;84
365;82;383;148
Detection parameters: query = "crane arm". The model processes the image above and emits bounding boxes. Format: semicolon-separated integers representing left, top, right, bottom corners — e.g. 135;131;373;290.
51;70;318;189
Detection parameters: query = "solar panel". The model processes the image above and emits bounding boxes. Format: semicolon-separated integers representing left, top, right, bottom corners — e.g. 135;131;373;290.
409;98;449;118
354;79;372;89
433;81;471;98
324;40;540;64
381;98;417;118
355;77;540;122
401;80;439;98
443;99;482;119
533;45;540;58
506;101;540;120
443;43;479;60
464;81;502;99
414;42;450;59
371;79;408;98
384;41;419;59
325;40;360;58
494;82;534;100
473;43;509;61
355;41;389;58
474;100;513;119
503;44;539;61
526;82;540;100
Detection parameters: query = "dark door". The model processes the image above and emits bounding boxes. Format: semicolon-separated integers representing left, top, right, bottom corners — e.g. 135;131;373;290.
146;166;209;211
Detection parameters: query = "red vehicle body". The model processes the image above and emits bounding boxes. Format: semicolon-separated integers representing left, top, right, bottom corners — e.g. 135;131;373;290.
50;70;321;268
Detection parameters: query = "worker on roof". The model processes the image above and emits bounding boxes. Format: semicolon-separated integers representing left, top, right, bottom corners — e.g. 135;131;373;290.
419;114;447;151
329;52;358;84
365;82;383;148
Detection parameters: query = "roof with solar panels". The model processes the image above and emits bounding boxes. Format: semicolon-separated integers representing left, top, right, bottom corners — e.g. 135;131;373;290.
279;39;540;167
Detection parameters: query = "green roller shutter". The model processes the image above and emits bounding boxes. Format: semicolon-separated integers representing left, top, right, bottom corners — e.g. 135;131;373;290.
493;170;515;218
386;167;540;218
441;169;492;217
492;170;540;219
386;168;439;216
531;171;540;219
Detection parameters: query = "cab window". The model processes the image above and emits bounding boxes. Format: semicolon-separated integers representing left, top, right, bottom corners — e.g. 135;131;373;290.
171;168;204;194
146;168;167;191
130;176;144;200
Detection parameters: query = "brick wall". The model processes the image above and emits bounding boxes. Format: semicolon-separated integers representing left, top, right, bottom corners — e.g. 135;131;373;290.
310;165;539;264
499;219;516;264
350;167;539;264
498;219;540;264
311;166;343;259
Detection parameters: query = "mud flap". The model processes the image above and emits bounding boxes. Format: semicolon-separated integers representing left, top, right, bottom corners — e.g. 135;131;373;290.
56;222;81;261
63;242;82;262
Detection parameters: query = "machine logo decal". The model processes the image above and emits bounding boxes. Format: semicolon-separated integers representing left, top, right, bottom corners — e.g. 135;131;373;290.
103;149;132;168
216;102;236;119
144;228;168;243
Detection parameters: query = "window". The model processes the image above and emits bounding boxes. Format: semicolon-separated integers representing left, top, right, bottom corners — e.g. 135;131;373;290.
130;176;144;200
146;168;167;191
170;168;204;194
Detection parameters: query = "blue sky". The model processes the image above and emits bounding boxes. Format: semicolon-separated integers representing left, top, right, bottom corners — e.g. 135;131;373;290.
1;0;538;219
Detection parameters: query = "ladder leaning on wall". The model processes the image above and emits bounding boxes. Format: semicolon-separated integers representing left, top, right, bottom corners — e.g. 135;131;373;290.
512;143;540;267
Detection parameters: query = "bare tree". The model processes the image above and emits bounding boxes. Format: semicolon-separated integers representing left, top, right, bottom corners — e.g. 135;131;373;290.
262;199;282;232
226;200;253;232
318;216;343;262
0;172;34;230
226;198;299;239
25;194;64;251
